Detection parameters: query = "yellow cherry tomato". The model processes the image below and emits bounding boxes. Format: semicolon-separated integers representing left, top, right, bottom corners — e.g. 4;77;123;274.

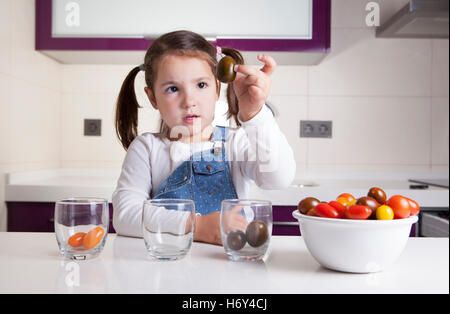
376;205;394;220
336;197;350;207
348;199;356;206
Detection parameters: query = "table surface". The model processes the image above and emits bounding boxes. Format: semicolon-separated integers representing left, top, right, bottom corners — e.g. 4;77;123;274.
0;233;448;294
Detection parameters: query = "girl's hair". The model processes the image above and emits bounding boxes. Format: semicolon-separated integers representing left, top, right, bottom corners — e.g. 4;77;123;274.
115;30;244;150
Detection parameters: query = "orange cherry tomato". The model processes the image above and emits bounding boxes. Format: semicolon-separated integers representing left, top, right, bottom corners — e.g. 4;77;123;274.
406;197;420;216
328;201;346;218
314;203;340;219
336;197;350;207
83;227;105;249
68;232;86;247
344;205;372;220
338;193;356;203
386;195;410;219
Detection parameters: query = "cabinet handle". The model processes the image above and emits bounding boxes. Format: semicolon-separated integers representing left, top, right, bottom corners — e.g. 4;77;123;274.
48;218;54;223
273;221;298;226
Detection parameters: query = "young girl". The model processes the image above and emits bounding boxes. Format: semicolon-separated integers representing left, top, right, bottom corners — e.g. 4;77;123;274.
112;30;296;245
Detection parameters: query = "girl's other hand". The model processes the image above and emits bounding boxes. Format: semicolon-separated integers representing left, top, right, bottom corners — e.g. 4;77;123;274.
221;205;248;234
193;206;248;246
194;212;222;245
233;55;276;122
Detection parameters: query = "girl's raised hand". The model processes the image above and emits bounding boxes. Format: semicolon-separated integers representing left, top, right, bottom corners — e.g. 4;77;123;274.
233;55;276;122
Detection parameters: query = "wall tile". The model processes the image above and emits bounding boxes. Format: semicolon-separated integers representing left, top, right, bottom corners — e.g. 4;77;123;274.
432;40;449;97
271;66;308;95
270;95;308;167
0;0;11;75
61;92;130;163
431;97;449;165
307;96;431;166
0;74;12;163
62;65;137;93
309;29;432;97
10;0;61;91
9;78;61;164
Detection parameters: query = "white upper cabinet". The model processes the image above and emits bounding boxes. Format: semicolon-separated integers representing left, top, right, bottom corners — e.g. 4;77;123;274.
52;0;313;40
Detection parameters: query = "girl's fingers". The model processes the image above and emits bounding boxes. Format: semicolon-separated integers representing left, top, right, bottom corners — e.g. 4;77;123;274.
234;64;259;77
258;54;276;76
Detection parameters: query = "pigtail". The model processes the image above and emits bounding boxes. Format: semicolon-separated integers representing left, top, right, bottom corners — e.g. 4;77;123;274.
221;47;244;127
115;66;141;151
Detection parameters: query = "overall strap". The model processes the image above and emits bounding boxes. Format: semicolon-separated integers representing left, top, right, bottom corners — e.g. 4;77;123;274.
211;126;229;142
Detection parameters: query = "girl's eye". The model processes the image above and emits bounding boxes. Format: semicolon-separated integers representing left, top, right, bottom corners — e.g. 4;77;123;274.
198;82;207;88
167;86;178;93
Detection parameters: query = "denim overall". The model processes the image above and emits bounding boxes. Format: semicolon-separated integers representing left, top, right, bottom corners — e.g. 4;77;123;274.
153;126;238;215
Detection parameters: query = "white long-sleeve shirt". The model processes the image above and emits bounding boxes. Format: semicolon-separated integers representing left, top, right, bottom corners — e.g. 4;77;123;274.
112;105;296;237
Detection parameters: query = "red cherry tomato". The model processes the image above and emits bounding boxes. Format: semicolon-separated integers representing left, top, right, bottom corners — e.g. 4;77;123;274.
344;205;372;220
406;197;420;216
386;195;410;219
314;203;340;219
328;201;346;218
338;193;356;203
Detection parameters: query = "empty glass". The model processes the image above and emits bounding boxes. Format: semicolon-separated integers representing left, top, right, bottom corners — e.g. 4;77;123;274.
142;199;195;261
54;198;109;260
220;199;272;261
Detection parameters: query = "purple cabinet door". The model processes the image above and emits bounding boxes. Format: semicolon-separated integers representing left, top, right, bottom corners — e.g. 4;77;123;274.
36;0;330;53
7;202;116;233
273;206;300;236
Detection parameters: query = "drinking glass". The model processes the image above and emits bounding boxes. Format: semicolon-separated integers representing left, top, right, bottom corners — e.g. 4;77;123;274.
54;198;109;260
221;199;272;261
142;199;195;261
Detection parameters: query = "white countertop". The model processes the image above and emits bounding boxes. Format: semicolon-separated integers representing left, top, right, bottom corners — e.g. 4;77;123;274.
4;168;449;208
0;232;448;294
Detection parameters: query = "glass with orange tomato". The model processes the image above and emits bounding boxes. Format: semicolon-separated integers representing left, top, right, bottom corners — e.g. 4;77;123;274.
54;198;109;260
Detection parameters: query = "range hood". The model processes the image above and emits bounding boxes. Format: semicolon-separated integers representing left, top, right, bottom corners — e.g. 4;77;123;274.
376;0;449;38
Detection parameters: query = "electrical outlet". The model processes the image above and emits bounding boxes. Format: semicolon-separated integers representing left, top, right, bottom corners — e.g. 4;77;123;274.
84;119;101;136
300;120;332;138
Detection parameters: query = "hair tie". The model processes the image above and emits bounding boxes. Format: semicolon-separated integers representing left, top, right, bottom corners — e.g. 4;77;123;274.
216;46;222;56
139;64;145;72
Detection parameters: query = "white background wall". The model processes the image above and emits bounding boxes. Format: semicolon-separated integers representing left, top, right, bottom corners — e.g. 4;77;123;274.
0;0;449;231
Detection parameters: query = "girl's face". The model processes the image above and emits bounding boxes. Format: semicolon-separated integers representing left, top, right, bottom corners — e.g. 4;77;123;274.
145;54;220;142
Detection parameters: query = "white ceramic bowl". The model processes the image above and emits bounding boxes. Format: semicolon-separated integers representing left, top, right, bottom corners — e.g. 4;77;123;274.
292;210;418;273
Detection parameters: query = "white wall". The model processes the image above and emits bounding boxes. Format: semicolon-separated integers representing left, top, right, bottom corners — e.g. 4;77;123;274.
0;0;61;231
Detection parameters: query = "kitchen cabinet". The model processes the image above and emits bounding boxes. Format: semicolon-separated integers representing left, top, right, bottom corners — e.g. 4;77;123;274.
7;202;116;233
273;206;300;236
35;0;331;65
6;202;292;236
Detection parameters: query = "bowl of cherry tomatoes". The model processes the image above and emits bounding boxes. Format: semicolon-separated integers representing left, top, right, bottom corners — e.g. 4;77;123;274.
292;188;419;273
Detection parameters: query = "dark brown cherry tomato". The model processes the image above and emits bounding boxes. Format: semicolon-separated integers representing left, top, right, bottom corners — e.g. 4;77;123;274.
368;187;387;204
227;230;246;251
217;56;237;83
298;197;320;215
356;196;381;218
314;203;340;219
344;205;372;220
245;221;269;247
